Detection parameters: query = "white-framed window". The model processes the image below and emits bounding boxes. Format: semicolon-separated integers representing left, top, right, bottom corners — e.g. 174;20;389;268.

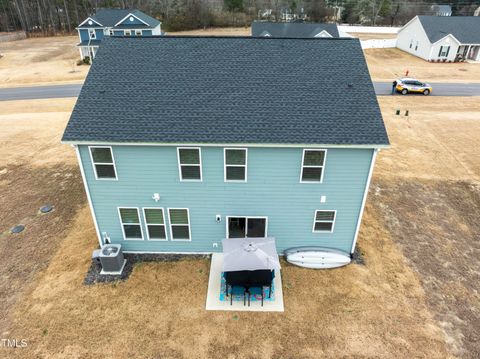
438;45;450;57
143;208;167;241
89;146;117;180
300;149;326;183
118;207;144;240
226;216;268;238
124;30;131;36
168;208;191;241
88;29;96;39
312;210;336;233
409;39;413;49
135;29;142;36
177;147;202;181
224;148;247;182
415;41;419;51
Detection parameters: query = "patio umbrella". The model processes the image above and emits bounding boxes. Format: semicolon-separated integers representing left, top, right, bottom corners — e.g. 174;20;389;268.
222;237;281;272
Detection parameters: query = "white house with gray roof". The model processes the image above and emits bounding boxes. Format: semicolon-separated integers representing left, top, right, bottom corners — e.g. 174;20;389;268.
397;16;480;62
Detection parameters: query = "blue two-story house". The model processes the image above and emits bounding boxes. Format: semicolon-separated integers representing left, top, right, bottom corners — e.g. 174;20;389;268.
62;36;389;256
76;8;161;61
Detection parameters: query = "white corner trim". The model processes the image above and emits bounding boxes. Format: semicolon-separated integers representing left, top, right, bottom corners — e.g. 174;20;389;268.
78;16;103;27
114;13;149;27
75;146;103;248
314;30;332;38
350;148;378;254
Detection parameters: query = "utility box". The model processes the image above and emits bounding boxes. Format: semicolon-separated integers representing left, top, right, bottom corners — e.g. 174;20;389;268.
99;244;126;274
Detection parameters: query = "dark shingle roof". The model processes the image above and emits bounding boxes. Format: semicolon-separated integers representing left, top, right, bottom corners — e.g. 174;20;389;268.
417;16;480;44
251;21;340;38
79;8;160;28
62;37;389;146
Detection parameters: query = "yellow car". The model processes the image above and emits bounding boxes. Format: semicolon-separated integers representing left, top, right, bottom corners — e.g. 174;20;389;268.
396;78;432;95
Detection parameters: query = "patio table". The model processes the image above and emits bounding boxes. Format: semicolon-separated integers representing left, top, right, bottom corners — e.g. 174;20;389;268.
224;270;274;305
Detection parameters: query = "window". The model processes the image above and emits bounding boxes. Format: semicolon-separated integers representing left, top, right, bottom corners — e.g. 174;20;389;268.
89;146;117;180
409;39;413;49
169;208;191;241
224;148;247;182
177;147;202;181
124;30;131;36
135;29;142;36
118;207;143;240
312;210;336;233
438;46;450;57
415;41;419;51
300;149;326;183
143;208;167;240
227;216;267;238
88;29;96;39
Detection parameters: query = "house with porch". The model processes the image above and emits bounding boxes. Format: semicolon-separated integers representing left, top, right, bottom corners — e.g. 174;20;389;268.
397;16;480;62
62;36;389;258
252;21;340;38
76;8;161;61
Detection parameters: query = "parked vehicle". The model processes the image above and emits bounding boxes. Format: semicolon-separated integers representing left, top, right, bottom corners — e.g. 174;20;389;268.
395;78;432;95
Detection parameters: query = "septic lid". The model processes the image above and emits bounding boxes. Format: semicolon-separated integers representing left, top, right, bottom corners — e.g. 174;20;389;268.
11;225;25;234
40;205;53;213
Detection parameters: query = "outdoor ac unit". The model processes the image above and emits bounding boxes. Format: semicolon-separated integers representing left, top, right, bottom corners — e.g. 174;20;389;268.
99;244;126;274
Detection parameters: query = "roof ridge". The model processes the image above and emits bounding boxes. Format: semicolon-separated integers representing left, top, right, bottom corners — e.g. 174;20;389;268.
106;35;356;40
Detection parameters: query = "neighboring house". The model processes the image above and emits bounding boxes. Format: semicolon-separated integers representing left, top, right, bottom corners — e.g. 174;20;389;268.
76;8;161;61
429;4;452;16
397;16;480;62
62;36;389;256
251;21;340;38
474;6;480;16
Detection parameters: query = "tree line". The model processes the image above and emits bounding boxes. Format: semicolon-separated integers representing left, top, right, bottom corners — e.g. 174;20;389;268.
0;0;479;34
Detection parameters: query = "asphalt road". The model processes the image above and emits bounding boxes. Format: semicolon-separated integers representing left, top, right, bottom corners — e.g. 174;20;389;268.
1;82;480;101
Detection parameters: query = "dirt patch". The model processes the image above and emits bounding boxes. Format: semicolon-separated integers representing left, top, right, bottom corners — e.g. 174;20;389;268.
0;163;84;334
370;178;480;358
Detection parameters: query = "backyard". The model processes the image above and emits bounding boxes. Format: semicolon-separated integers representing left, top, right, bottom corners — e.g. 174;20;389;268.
1;32;480;358
0;95;478;358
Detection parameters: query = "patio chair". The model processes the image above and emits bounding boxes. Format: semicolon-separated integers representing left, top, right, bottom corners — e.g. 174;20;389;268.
229;285;249;306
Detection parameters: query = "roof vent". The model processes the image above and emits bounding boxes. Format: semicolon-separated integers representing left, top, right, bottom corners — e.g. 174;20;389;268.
347;83;353;88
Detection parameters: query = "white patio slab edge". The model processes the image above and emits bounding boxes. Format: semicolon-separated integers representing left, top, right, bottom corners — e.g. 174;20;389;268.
205;253;284;312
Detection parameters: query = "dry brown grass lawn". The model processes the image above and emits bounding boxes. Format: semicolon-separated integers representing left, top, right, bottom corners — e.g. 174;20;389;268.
0;36;88;88
348;32;397;40
2;96;479;358
1;30;478;88
364;47;480;83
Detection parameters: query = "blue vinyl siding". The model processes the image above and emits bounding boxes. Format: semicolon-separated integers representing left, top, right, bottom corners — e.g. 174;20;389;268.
79;29;89;42
95;29;104;40
78;28;104;41
143;30;152;36
79;145;373;254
